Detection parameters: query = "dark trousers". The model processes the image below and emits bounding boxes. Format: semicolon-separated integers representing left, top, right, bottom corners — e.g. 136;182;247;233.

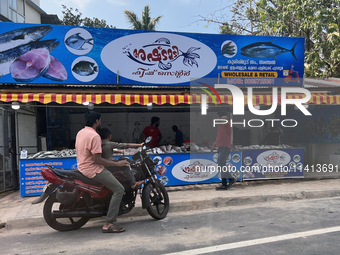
106;165;136;186
217;147;235;187
92;168;124;223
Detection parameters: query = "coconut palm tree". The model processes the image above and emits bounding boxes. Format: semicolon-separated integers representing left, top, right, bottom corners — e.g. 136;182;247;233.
124;5;162;30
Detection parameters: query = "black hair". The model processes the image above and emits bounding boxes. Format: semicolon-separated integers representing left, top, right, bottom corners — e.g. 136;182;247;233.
85;111;101;127
99;127;112;139
172;125;178;132
151;116;160;125
217;110;229;118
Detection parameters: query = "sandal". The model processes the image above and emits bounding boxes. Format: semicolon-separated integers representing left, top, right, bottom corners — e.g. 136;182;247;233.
102;223;125;233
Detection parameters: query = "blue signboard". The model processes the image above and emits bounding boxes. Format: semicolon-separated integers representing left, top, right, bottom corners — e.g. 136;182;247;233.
0;22;304;86
242;148;304;180
150;152;242;186
19;157;77;197
19;152;242;197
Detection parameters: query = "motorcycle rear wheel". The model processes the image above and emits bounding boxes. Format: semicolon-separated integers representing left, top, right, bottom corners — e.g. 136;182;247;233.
146;181;169;220
43;192;89;231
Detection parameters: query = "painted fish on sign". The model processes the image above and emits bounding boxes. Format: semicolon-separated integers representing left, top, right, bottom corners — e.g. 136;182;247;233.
240;40;298;61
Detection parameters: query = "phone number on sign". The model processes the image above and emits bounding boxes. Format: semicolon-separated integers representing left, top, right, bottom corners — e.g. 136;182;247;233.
244;79;275;85
304;164;339;172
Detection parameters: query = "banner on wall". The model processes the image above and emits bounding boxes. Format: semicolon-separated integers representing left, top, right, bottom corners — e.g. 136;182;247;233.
19;157;77;197
242;148;304;180
0;22;304;86
19;152;242;197
165;152;242;185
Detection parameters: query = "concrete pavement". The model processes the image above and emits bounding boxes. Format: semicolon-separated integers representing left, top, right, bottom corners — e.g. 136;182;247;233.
2;172;340;230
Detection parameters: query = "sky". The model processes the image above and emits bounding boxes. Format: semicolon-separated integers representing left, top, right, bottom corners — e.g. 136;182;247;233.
40;0;232;34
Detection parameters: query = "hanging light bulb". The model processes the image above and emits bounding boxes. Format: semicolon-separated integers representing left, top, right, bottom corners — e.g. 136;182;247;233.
88;102;94;110
147;103;152;110
11;101;20;110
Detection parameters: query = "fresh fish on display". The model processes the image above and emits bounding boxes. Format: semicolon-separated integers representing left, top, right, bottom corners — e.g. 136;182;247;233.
28;149;76;159
72;60;98;76
156;148;164;154
0;25;52;52
37;151;56;158
65;33;93;50
10;48;51;82
233;144;292;151
240;40;297;61
160;146;167;152
30;151;45;159
0;39;59;77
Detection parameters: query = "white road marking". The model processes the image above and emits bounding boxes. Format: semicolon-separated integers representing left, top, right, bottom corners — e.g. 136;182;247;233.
163;226;340;255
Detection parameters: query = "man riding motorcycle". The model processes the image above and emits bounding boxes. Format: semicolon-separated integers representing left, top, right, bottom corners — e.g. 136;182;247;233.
75;111;128;233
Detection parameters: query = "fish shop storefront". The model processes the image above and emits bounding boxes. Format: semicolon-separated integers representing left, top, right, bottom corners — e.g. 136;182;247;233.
2;91;337;197
0;22;337;195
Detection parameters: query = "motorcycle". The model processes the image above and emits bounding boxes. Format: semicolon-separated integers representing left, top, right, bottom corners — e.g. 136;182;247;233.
284;71;300;83
32;137;170;231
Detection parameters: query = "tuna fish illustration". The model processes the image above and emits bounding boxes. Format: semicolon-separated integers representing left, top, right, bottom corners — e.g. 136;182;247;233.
10;48;51;82
0;39;59;77
65;33;94;50
240;40;298;61
0;25;52;52
43;55;67;81
72;60;98;76
123;37;201;70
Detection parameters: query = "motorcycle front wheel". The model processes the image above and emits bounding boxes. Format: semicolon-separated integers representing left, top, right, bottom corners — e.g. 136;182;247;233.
146;181;169;220
43;192;89;231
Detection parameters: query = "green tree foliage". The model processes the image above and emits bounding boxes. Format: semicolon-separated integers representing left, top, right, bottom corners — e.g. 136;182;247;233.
60;5;114;28
253;0;340;78
124;5;162;30
203;0;340;78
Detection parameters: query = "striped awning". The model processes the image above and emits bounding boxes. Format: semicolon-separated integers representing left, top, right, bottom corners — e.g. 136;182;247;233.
0;92;339;105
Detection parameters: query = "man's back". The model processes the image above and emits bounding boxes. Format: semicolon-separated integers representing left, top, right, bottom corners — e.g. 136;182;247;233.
75;126;103;178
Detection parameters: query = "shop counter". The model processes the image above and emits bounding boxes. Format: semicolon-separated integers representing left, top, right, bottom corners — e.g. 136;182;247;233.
19;152;242;197
19;148;304;197
242;147;305;180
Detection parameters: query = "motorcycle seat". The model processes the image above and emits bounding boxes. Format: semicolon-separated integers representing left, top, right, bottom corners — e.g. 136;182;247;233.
52;168;101;186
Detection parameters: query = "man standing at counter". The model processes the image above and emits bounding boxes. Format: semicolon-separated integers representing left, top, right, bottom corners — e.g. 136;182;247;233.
172;125;184;146
140;116;162;148
213;110;236;190
75;111;129;233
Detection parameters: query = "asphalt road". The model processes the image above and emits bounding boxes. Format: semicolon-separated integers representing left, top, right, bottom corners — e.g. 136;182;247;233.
1;197;340;255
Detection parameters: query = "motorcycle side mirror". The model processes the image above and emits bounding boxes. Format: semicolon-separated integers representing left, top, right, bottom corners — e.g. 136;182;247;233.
145;136;152;145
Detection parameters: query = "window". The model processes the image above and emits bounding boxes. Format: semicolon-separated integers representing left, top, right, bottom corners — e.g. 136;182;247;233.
9;9;17;22
0;0;9;17
17;13;24;23
9;0;17;10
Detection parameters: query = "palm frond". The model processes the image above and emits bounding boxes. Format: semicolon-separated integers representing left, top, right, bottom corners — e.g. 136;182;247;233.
124;10;142;30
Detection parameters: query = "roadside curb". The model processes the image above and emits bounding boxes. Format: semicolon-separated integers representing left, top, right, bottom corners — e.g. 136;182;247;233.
5;187;340;230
